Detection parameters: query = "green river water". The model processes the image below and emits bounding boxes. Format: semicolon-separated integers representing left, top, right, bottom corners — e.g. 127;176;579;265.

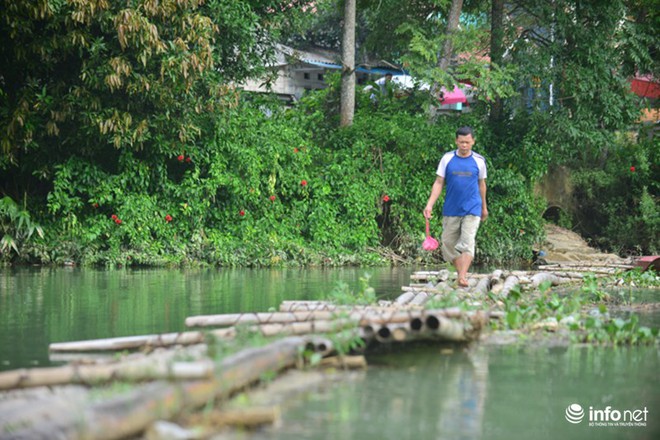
0;267;658;440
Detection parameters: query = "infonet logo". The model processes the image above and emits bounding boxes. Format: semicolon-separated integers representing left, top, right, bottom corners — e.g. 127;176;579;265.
565;403;649;427
565;404;585;424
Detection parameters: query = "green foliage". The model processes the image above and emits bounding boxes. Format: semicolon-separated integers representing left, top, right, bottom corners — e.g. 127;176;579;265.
0;196;44;261
570;136;659;255
2;0;655;267
476;168;546;263
326;273;378;305
489;278;659;346
613;268;660;289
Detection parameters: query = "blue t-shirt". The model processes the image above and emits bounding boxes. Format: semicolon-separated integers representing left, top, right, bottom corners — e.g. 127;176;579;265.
436;151;487;217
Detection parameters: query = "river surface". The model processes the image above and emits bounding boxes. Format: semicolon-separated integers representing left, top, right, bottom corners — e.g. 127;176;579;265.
1;267;658;440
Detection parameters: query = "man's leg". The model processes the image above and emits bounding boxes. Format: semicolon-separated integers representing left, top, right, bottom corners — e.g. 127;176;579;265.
454;253;473;287
453;216;481;287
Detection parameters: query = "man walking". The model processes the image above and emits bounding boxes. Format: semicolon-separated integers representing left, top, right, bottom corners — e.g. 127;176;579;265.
423;126;488;287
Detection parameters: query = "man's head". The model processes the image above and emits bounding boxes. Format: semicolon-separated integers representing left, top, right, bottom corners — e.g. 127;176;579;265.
455;126;475;157
384;73;393;82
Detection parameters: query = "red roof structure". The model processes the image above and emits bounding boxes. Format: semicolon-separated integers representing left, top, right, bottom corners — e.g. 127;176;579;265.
630;75;660;99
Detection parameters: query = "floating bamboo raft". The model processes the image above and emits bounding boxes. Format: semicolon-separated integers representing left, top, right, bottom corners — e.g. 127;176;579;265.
0;261;644;439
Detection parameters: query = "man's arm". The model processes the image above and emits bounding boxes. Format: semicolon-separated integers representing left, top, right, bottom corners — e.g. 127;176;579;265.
479;178;488;221
424;176;444;219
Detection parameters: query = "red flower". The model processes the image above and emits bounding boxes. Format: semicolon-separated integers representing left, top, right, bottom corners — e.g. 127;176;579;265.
165;214;173;222
382;195;390;202
177;154;184;162
93;203;99;208
294;147;299;153
115;218;122;225
269;195;276;202
185;157;192;163
111;214;118;220
301;179;307;186
239;210;245;216
630;166;636;172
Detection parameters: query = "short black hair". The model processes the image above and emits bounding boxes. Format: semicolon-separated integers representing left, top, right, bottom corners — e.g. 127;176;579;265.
456;126;474;138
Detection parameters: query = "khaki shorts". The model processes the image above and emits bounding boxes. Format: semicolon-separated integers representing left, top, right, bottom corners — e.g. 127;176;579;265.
441;215;481;262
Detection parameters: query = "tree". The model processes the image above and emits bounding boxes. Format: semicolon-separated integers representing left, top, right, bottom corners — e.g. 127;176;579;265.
340;0;356;126
489;0;505;127
0;0;304;199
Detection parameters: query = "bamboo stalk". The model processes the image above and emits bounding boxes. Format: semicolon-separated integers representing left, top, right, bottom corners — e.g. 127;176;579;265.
3;336;313;440
472;276;491;296
500;275;520;298
186;309;430;329
49;317;364;354
49;328;235;353
530;272;563;288
424;314;470;341
255;319;358;337
186;311;336;327
318;355;367;369
394;290;416;305
408;291;430;306
187;406;280;429
0;359;215;390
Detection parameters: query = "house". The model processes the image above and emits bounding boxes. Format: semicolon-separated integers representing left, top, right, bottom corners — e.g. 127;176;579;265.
239;44;403;102
630;74;660;124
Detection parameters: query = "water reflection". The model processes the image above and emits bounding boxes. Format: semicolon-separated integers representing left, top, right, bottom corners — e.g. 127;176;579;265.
253;344;658;440
0;267;416;370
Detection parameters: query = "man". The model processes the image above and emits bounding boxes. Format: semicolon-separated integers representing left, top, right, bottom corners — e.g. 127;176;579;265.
423;126;488;287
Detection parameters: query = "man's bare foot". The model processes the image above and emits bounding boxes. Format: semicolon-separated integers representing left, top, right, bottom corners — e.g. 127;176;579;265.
458;278;469;287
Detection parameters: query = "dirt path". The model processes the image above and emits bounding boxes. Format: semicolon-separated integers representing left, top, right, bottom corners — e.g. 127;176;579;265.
541;223;623;263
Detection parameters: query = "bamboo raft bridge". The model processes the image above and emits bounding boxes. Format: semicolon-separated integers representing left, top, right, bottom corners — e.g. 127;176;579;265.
0;260;656;439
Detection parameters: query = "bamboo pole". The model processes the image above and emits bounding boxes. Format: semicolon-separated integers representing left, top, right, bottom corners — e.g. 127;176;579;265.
318;355;367;369
472;276;491;296
394;290;416;305
530;272;561;288
278;303;348;312
0;359;215;390
186;311;336;327
500;275;520;298
49;317;365;354
423;314;469;341
3;336;314;440
254;319;358;337
408;291;431;306
186;406;280;429
49;328;235;353
186;309;431;329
